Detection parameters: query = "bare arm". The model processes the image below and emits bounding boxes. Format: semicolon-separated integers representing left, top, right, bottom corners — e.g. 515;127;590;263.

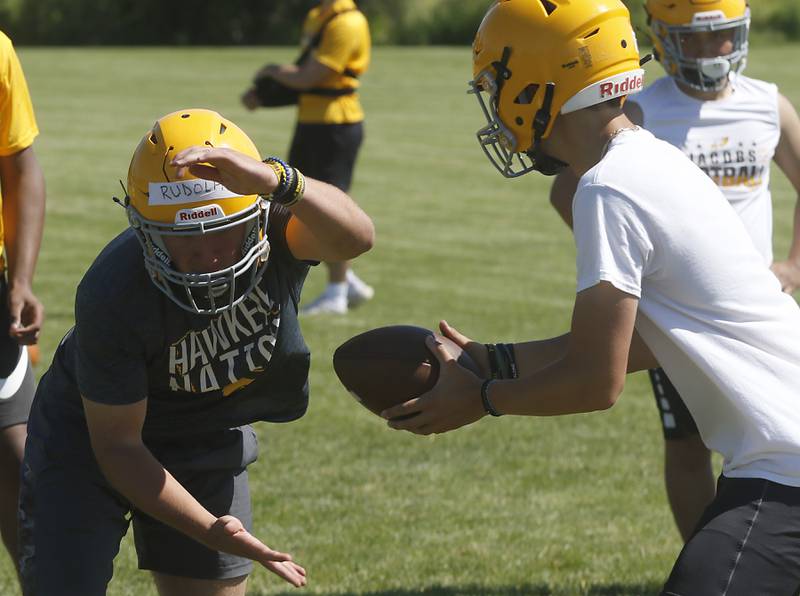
0;145;45;344
82;397;306;586
771;93;800;294
258;58;336;91
171;146;374;263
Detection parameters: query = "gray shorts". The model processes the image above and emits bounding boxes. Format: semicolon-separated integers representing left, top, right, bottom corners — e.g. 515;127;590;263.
19;424;259;596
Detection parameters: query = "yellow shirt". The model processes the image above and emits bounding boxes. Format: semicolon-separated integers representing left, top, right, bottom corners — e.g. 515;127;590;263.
0;31;39;264
298;0;371;125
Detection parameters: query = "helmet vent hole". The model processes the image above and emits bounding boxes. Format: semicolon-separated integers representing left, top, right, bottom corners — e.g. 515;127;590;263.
149;133;158;145
621;39;628;48
515;117;524;126
582;28;600;39
514;83;539;105
219;123;227;134
538;0;557;16
181;113;190;119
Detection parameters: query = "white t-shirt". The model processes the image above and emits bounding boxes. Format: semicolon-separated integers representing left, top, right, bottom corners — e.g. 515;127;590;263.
631;75;781;264
573;128;800;486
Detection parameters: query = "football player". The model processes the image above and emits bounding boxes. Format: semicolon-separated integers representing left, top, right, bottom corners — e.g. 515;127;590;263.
0;31;45;580
548;0;800;542
384;0;800;591
18;109;373;595
242;0;374;315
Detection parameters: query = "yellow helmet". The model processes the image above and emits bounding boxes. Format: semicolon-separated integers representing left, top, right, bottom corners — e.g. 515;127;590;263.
124;108;270;314
646;0;750;92
469;0;644;177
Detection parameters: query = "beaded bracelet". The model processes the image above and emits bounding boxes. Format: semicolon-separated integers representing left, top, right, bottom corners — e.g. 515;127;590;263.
262;156;305;207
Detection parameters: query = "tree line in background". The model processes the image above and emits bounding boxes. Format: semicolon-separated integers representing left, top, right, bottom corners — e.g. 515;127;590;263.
1;0;798;45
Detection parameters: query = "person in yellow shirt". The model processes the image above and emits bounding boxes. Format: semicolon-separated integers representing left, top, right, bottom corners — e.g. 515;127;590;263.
242;0;372;315
0;30;45;578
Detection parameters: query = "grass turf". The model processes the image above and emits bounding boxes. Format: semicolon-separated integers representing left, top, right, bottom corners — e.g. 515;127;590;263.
3;42;798;594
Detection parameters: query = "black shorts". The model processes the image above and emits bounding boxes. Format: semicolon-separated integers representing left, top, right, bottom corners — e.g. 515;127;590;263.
662;475;800;595
19;424;259;595
288;121;364;192
0;276;34;429
648;368;700;440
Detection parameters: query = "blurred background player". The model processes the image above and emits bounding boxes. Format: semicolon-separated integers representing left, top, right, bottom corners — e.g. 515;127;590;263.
17;109;373;595
384;0;800;591
242;0;373;315
548;0;800;542
0;30;45;579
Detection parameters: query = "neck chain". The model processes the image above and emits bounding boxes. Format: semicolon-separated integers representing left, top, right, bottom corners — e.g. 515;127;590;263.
601;125;640;157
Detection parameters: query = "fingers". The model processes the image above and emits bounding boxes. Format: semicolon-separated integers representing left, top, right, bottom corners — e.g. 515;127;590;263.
8;296;43;345
170;146;226;170
425;334;456;366
266;559;307;587
187;164;223;183
381;396;423;421
439;319;472;348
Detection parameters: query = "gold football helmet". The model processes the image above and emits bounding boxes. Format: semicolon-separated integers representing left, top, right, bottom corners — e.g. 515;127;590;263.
646;0;750;92
469;0;644;177
124;108;270;314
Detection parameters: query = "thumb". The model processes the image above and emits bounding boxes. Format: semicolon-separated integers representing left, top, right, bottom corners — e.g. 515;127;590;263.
425;334;456;366
439;320;471;349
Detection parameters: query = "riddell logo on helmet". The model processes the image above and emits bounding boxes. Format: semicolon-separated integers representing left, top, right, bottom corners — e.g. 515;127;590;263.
599;73;644;98
175;204;225;224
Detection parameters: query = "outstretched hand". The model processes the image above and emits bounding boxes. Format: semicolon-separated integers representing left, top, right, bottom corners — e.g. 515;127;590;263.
205;515;307;587
382;321;486;435
171;146;278;198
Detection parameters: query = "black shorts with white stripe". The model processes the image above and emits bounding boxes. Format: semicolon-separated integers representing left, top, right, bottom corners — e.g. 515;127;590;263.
662;475;800;595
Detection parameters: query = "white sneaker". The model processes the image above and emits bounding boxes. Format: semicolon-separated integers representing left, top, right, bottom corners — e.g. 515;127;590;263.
300;292;348;315
347;280;374;308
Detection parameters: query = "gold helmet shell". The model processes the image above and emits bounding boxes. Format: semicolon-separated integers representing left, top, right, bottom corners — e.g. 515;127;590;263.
645;0;750;92
124;109;270;314
469;0;644;177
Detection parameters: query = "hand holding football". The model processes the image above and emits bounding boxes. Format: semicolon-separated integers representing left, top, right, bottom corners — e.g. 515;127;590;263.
332;325;481;419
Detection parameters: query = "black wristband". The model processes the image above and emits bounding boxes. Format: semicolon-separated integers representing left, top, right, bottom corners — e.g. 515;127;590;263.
481;379;502;417
485;343;500;379
496;343;519;379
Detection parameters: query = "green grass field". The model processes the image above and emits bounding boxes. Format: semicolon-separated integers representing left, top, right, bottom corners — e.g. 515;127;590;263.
3;43;799;595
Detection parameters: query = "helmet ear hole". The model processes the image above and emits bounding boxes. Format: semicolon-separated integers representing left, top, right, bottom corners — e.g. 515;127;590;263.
514;83;540;105
538;0;557;16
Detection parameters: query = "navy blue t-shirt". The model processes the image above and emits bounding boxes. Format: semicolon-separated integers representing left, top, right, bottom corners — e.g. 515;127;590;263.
30;204;311;445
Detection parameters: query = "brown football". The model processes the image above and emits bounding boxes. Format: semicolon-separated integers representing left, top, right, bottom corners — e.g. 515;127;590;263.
332;325;480;420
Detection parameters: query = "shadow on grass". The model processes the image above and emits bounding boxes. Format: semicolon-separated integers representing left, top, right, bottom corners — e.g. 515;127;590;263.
260;581;664;596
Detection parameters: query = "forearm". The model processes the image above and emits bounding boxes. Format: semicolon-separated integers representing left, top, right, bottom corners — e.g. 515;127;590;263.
489;354;618;417
506;330;655;377
94;443;216;543
266;64;310;90
1;149;45;288
288;176;374;260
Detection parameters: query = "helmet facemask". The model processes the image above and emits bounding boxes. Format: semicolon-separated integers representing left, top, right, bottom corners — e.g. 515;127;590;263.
125;194;271;315
468;47;567;178
652;9;749;92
